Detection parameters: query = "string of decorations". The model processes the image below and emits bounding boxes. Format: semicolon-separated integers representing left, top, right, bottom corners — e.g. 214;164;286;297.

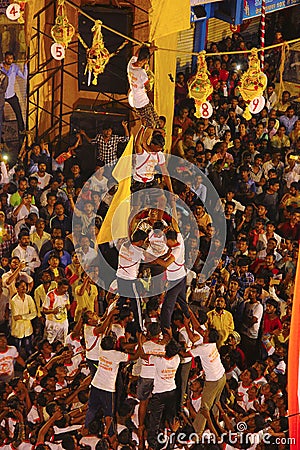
77;20;128;86
50;0;75;60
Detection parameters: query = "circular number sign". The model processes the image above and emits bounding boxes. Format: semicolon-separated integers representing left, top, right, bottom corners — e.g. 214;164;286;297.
249;95;265;115
51;43;65;61
6;3;21;20
200;101;213;119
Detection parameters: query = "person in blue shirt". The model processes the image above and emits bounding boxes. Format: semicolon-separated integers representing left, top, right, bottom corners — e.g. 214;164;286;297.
0;51;27;138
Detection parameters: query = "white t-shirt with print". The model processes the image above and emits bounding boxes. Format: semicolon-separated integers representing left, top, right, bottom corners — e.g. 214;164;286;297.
147;230;168;257
92;349;129;392
116;243;144;280
84;324;101;361
133;149;165;183
191;343;225;382
166;233;186;281
150;354;180;394
127;56;149;108
140;340;165;379
0;345;18;378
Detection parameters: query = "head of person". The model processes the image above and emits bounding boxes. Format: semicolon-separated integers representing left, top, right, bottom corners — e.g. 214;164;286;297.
53;237;64;252
150;132;165;153
131;229;148;247
54;201;65;217
179;106;189;119
286;106;295;118
206;328;219;344
147;322;161;338
51;227;62;240
18;177;28;193
40;270;52;285
80;235;91;253
35;218;46;233
15;279;27;295
136;45;150;66
101;334;117;351
165;229;179;248
0;333;8;352
268;178;280;192
102;121;113;139
19;230;30;248
165;338;181;358
48;252;60;268
214;296;226;312
56;278;69;295
237;256;251;274
4;51;14;65
46;192;57;206
266;298;278;315
228;276;240;293
248;284;262;302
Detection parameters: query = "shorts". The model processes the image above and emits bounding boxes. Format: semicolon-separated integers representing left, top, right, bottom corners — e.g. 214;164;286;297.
137;377;154;401
131;178;161;193
135;102;160;128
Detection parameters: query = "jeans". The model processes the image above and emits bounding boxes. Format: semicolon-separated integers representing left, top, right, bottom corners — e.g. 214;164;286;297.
117;277;142;332
147;389;178;449
160;277;190;332
6;94;25;134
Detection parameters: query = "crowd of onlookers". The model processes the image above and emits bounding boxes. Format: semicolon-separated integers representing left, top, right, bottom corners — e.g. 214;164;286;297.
0;29;297;450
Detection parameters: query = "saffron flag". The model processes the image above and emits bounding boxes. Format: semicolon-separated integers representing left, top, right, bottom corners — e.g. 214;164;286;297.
154;33;178;153
97;136;133;244
288;243;300;448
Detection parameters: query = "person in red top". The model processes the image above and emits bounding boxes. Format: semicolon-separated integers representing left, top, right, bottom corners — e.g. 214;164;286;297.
263;298;282;335
277;210;300;240
173;106;194;134
175;72;188;107
249;219;265;248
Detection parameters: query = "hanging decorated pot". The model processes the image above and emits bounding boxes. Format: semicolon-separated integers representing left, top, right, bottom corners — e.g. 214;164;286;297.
78;21;128;86
187;51;213;118
51;0;75;48
239;48;268;120
84;20;111;86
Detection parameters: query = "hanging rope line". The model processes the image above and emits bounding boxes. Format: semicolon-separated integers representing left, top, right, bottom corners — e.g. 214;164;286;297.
65;0;149;46
64;0;300;57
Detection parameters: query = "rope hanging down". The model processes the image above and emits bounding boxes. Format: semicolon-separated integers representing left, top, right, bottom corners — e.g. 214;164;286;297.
64;0;300;57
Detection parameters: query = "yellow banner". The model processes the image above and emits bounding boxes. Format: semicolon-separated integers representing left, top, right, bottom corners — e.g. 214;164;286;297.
97;136;133;244
154;34;178;153
149;0;190;41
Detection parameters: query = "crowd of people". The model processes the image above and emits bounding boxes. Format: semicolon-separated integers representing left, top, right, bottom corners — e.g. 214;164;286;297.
0;28;298;450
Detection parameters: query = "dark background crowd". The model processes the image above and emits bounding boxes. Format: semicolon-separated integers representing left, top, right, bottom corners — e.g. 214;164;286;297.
0;26;298;450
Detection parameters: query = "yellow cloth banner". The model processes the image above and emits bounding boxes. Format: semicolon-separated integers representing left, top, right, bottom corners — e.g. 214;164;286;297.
154;34;178;153
97;136;133;244
149;0;191;41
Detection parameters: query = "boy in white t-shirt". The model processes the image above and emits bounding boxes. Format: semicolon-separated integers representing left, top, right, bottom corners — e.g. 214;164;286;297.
127;45;159;128
42;278;70;344
85;333;140;436
189;328;226;438
152;229;190;332
117;229;148;333
147;338;181;449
